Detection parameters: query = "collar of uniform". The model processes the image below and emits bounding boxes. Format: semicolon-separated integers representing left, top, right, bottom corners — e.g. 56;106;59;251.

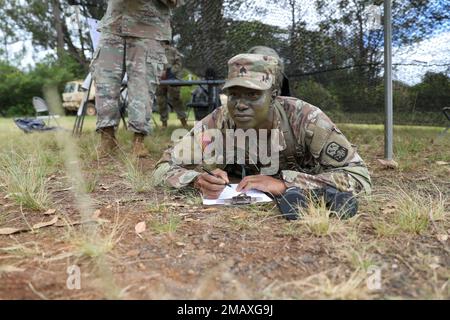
272;99;287;153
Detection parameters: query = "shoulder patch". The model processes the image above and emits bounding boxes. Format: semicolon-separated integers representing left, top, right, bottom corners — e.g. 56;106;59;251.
325;142;348;162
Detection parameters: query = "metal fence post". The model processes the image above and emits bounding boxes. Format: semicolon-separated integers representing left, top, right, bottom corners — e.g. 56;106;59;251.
384;0;393;160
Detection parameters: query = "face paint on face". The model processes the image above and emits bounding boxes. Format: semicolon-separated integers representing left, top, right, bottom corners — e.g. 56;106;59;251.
226;87;273;130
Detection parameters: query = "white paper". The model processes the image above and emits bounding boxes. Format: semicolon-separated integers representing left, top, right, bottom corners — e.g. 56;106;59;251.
202;184;273;205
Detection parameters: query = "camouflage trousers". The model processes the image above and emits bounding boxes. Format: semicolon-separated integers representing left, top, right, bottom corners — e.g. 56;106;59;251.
91;32;166;135
281;170;364;194
156;85;186;122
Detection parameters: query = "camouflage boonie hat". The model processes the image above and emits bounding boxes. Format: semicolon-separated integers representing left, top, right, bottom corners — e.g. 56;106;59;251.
223;54;279;91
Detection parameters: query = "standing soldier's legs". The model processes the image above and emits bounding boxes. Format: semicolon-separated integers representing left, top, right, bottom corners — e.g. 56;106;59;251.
93;33;125;131
92;32;125;155
125;37;153;135
125;37;165;156
157;85;169;126
168;86;187;127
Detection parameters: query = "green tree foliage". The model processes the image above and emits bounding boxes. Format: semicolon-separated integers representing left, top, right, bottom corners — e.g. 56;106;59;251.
1;0;91;68
413;72;450;113
0;62;39;116
0;0;448;125
0;54;81;116
294;80;341;112
172;0;278;78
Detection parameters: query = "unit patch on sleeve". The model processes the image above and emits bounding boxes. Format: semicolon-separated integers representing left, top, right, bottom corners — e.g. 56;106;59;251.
325;142;348;162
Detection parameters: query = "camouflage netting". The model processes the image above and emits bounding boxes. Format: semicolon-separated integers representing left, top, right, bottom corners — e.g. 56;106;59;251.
80;0;450;124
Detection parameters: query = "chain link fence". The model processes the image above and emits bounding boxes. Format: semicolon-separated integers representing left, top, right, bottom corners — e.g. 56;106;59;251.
79;0;449;126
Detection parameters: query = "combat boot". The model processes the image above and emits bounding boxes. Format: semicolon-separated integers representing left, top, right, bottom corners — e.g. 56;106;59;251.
97;126;118;157
132;133;150;158
180;118;188;129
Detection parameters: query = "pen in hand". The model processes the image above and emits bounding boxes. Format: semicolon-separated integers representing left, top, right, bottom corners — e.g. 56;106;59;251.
201;167;232;189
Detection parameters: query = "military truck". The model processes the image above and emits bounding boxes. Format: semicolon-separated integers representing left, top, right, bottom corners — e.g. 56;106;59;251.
62;80;96;116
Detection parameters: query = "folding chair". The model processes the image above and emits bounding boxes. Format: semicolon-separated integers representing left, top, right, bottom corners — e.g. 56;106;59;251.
32;97;60;127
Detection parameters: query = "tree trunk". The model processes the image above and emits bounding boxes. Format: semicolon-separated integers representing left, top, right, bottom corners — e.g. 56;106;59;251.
52;0;65;58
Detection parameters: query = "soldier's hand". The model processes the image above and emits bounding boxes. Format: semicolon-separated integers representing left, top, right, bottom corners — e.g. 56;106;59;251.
194;169;230;199
237;175;287;196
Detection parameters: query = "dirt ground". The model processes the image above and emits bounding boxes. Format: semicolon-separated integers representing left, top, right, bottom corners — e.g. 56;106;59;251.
0;118;449;299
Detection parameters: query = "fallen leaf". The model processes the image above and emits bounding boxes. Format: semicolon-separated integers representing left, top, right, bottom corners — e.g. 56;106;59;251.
175;242;186;247
0;217;58;236
54;187;72;192
179;213;191;217
138;263;146;270
126;249;140;257
231;211;247;220
92;209;102;219
437;234;448;242
0;227;25;235
429;263;440;270
32;216;58;230
46;175;57;182
166;203;186;207
377;159;399;169
0;265;25;273
135;221;146;234
44;208;56;215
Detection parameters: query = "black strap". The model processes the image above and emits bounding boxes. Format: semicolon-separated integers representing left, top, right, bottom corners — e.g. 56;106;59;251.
273;101;304;171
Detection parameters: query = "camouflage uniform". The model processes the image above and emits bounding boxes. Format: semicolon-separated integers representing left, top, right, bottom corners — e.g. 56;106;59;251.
92;0;182;135
157;45;187;122
153;54;372;195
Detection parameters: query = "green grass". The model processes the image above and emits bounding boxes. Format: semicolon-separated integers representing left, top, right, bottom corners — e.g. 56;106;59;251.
373;186;448;236
150;213;182;234
121;156;153;193
0;114;449;299
0;151;50;210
